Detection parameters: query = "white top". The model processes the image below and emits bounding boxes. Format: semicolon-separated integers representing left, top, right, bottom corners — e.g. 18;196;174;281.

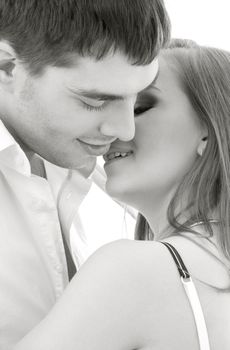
181;277;210;350
162;241;210;350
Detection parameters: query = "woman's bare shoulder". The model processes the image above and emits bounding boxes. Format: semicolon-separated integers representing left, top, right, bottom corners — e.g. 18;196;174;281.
81;239;168;270
71;239;201;349
78;239;179;295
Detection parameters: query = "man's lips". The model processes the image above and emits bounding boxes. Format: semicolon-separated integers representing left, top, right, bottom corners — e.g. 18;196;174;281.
78;139;111;156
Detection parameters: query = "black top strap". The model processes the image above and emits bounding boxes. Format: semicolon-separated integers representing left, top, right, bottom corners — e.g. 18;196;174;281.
161;241;190;280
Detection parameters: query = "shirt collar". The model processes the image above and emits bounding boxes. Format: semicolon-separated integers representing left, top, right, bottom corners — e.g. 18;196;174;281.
0;120;31;176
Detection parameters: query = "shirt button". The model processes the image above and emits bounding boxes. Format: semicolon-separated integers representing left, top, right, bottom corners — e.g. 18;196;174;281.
31;198;55;211
30;198;44;210
66;192;72;200
56;265;63;273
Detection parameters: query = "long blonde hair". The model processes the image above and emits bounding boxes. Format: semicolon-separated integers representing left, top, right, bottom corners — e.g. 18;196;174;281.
135;40;230;262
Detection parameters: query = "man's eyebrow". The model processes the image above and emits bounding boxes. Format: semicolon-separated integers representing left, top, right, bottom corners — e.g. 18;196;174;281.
68;68;160;100
68;87;125;101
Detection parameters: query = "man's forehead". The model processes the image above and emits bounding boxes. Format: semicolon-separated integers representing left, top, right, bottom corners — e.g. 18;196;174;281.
67;56;159;98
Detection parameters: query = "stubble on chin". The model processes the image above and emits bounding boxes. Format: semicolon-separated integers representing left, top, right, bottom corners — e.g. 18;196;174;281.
73;156;97;178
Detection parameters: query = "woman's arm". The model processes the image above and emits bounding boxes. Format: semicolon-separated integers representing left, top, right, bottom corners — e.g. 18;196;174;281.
14;240;145;350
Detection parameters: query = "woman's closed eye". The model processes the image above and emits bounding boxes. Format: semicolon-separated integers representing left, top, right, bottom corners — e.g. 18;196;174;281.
134;95;158;116
134;104;154;116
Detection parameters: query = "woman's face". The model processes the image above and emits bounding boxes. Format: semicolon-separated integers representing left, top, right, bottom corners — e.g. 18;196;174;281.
104;57;205;210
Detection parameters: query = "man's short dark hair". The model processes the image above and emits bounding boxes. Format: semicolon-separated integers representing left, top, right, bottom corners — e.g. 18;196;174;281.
0;0;170;75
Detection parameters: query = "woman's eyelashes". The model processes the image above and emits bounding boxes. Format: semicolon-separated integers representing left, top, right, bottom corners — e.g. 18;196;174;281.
134;96;158;116
135;105;153;115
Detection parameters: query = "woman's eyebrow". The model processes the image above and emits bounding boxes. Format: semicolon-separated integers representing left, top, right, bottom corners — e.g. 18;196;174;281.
152;68;160;86
142;68;160;92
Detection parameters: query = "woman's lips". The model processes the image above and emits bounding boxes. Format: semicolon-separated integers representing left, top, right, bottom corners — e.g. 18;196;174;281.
103;150;133;165
78;139;111;156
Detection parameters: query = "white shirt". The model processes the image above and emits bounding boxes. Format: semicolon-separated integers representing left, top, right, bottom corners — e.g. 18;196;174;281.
0;120;92;349
0;120;136;349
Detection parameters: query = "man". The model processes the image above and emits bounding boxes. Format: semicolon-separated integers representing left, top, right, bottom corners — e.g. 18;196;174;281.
0;0;170;348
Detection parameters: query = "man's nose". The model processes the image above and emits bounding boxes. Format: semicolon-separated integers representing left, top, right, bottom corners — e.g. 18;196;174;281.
100;101;135;141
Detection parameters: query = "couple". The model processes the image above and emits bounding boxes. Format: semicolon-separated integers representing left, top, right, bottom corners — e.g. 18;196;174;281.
16;44;230;349
0;1;229;350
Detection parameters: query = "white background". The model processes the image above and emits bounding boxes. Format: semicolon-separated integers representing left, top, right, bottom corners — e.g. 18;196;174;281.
78;0;230;261
165;0;230;50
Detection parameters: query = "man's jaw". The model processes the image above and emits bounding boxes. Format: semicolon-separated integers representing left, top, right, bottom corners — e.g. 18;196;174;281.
74;155;97;178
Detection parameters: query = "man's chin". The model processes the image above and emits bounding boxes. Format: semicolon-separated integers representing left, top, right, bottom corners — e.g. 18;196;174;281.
73;156;97;178
43;153;96;176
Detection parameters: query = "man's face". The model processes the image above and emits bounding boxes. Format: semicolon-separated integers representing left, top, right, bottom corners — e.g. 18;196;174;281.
6;51;158;170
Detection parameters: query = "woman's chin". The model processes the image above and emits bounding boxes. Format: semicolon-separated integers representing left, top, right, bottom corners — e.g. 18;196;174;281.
105;178;132;203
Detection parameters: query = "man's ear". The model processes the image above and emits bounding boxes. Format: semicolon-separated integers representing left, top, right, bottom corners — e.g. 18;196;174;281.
0;41;17;88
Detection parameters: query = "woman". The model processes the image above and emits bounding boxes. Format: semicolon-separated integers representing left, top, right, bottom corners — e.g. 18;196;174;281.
16;40;230;349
